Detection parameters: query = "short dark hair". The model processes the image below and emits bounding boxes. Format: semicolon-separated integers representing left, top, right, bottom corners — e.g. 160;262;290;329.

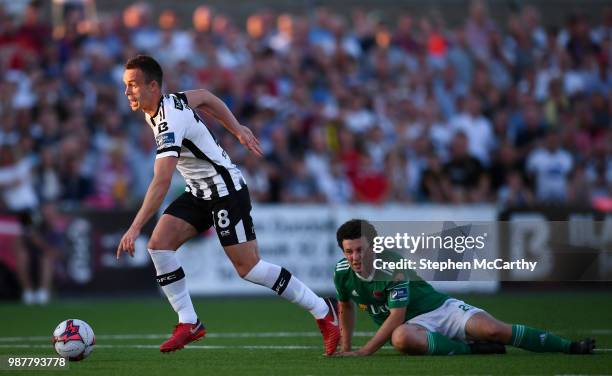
125;55;163;87
336;219;378;249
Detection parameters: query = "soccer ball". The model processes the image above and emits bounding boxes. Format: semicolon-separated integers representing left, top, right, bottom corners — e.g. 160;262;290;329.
52;319;95;361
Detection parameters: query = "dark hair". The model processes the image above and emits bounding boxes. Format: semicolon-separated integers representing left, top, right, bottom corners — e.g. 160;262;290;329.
125;55;163;87
336;219;378;249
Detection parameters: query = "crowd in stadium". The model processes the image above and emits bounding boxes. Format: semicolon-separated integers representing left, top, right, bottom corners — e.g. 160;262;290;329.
0;0;610;211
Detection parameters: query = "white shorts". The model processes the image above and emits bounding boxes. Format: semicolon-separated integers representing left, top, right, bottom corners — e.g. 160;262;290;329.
406;298;484;342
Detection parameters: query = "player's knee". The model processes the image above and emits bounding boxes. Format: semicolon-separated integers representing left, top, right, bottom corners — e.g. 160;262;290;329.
147;232;179;250
147;238;162;250
391;328;409;350
391;326;427;355
147;237;172;251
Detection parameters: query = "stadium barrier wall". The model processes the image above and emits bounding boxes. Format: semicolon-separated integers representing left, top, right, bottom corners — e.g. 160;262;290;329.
499;206;612;282
4;204;610;298
0;209;157;298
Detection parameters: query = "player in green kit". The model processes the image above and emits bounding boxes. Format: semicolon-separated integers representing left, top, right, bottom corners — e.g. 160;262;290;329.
331;219;596;357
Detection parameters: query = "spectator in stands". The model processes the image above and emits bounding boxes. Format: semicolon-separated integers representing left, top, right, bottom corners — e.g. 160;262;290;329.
0;1;607;210
526;130;573;202
514;101;547;156
324;158;354;204
281;157;325;203
34;145;62;203
443;132;490;203
490;141;523;193
420;152;452;203
351;153;390;204
384;150;411;202
450;94;494;165
93;142;133;208
567;162;593;205
0;144;57;304
265;126;291;203
240;154;271;203
129;126;156;201
57;137;93;205
497;169;535;207
464;0;496;62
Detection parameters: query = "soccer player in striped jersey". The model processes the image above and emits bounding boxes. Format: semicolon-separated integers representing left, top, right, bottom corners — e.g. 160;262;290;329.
332;219;595;356
116;55;339;354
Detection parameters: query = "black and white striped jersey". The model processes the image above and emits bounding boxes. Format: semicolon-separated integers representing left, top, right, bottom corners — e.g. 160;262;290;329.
146;92;245;200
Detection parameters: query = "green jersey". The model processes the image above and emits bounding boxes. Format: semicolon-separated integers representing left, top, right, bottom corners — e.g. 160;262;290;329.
333;256;449;327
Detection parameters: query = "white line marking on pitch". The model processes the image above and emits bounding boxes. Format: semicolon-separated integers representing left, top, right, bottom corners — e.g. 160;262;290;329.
0;344;610;352
1;329;611;343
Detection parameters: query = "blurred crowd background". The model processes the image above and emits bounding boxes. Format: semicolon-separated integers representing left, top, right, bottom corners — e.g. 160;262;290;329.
0;0;610;214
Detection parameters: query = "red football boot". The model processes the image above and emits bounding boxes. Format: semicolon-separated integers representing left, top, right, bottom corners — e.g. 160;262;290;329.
160;320;206;353
316;298;340;356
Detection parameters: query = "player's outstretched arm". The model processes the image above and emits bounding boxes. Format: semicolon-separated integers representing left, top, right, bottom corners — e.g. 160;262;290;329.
116;157;178;259
339;300;355;352
182;89;263;156
336;307;406;357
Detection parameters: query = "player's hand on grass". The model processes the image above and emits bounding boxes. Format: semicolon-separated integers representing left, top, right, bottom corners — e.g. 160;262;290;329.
236;125;263;157
116;226;141;259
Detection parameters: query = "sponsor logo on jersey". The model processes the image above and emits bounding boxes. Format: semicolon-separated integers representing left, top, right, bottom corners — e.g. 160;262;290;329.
390;287;408;301
156;132;175;148
173;96;183;110
368;304;390;315
372;290;384;299
220;230;231;237
539;333;548;345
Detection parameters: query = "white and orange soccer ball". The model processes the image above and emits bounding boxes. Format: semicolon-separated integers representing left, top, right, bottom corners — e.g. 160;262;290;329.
52;319;95;361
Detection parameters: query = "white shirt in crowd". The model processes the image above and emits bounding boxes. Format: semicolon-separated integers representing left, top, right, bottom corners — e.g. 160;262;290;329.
450;113;495;165
0;157;39;211
526;147;573;201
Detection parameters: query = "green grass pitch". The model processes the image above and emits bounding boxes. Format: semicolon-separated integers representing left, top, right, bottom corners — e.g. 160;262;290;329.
0;291;610;375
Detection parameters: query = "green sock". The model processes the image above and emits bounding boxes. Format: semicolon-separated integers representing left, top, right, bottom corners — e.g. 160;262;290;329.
426;331;471;355
511;324;571;353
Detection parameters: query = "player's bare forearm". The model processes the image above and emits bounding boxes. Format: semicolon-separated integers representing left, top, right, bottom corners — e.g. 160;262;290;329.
183;90;263;156
128;157;176;231
339;300;355;352
117;178;169;258
117;169;173;259
130;176;170;230
358;308;406;356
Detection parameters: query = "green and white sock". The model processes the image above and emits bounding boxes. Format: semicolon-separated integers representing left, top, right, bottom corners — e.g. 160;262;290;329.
511;324;571;353
426;331;471;355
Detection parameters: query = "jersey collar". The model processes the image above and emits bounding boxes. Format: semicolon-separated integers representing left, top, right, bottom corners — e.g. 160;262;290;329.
354;265;376;282
149;95;164;119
